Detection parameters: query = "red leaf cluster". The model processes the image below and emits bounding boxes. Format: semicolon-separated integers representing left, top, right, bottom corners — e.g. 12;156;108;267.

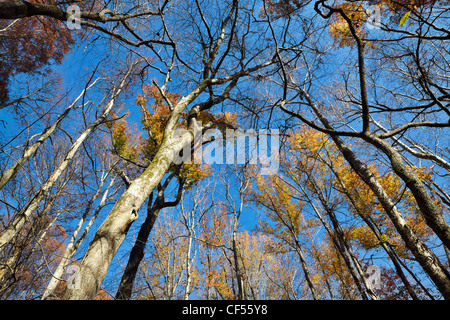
0;0;75;102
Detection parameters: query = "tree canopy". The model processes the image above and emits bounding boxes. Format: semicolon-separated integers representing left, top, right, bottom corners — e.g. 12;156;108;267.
0;0;449;301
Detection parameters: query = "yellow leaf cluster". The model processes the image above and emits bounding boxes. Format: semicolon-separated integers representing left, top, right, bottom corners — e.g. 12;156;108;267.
252;173;304;239
328;2;375;48
107;114;138;161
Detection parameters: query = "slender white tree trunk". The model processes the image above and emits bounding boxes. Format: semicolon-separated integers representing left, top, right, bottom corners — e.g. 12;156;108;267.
0;79;99;191
183;230;194;300
183;202;196;300
0;74;128;252
0;177;68;285
41;175;116;300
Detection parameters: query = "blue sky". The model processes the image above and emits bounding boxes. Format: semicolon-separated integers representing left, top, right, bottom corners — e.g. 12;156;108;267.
1;0;449;299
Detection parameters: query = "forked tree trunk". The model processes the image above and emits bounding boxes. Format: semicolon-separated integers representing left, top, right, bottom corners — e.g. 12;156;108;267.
115;172;183;300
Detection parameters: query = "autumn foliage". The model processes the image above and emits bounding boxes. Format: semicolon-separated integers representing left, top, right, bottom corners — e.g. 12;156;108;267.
1;0;449;302
0;215;66;299
107;83;239;184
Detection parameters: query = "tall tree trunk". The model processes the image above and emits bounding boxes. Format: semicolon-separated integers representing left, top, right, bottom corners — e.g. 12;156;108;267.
182;194;197;301
205;246;212;300
293;239;319;300
183;227;194;300
337;139;450;298
232;229;245;300
330;165;421;300
299;183;371;300
304;177;378;300
281;87;450;299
